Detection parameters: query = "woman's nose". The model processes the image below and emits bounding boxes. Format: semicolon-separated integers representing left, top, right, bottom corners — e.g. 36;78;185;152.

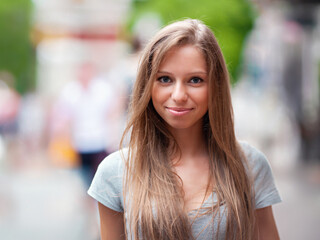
171;82;187;102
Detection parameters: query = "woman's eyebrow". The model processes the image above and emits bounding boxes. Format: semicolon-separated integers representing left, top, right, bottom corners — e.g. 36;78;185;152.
157;70;207;75
157;70;171;74
189;71;207;75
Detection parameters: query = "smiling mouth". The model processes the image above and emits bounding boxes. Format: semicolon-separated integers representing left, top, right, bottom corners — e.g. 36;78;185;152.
166;107;193;116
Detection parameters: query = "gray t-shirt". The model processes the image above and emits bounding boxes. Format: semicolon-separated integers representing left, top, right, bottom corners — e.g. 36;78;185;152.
88;142;281;239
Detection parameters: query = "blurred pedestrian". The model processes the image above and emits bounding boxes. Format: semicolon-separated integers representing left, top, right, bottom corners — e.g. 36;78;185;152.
88;19;281;239
0;76;20;137
0;74;21;167
52;62;117;186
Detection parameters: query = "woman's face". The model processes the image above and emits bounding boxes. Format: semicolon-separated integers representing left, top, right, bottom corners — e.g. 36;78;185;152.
151;44;208;132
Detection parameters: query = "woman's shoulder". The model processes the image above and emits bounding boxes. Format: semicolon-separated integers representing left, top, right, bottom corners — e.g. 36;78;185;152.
238;141;275;181
97;148;128;173
238;141;270;170
88;148;128;212
238;141;282;208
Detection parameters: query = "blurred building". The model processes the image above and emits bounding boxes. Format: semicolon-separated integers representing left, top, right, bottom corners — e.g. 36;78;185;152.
283;0;320;163
31;0;132;98
236;0;320;166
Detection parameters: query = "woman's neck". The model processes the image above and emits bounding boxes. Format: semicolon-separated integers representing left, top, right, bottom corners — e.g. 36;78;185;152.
169;125;208;162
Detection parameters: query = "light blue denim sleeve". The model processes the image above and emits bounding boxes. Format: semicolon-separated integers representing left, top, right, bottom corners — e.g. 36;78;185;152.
241;142;282;209
87;150;125;212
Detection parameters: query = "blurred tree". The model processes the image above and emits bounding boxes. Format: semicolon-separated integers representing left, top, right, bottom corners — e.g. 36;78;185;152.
128;0;255;83
0;0;35;93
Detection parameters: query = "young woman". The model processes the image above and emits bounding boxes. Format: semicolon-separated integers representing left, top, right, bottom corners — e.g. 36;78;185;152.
88;19;281;240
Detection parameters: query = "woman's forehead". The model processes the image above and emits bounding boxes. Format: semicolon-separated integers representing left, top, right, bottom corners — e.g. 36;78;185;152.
155;44;205;65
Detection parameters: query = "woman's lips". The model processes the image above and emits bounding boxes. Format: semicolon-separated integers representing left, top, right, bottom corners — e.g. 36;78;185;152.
166;107;193;116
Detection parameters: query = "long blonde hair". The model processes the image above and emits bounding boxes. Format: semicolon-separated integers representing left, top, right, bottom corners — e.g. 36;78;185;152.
120;19;255;240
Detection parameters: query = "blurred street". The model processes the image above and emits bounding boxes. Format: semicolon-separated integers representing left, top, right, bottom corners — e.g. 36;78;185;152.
0;146;99;240
273;162;320;240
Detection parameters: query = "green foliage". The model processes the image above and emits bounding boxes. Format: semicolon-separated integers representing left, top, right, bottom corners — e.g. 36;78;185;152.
0;0;35;93
128;0;255;83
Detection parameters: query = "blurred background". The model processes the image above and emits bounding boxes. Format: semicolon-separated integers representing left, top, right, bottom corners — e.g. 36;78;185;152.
0;0;319;239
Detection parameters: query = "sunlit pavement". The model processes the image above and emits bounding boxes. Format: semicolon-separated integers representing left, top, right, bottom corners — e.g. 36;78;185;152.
0;146;99;240
273;162;320;240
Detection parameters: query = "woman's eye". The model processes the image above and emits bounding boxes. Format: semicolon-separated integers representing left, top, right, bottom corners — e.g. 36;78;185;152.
190;77;203;84
157;76;171;83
